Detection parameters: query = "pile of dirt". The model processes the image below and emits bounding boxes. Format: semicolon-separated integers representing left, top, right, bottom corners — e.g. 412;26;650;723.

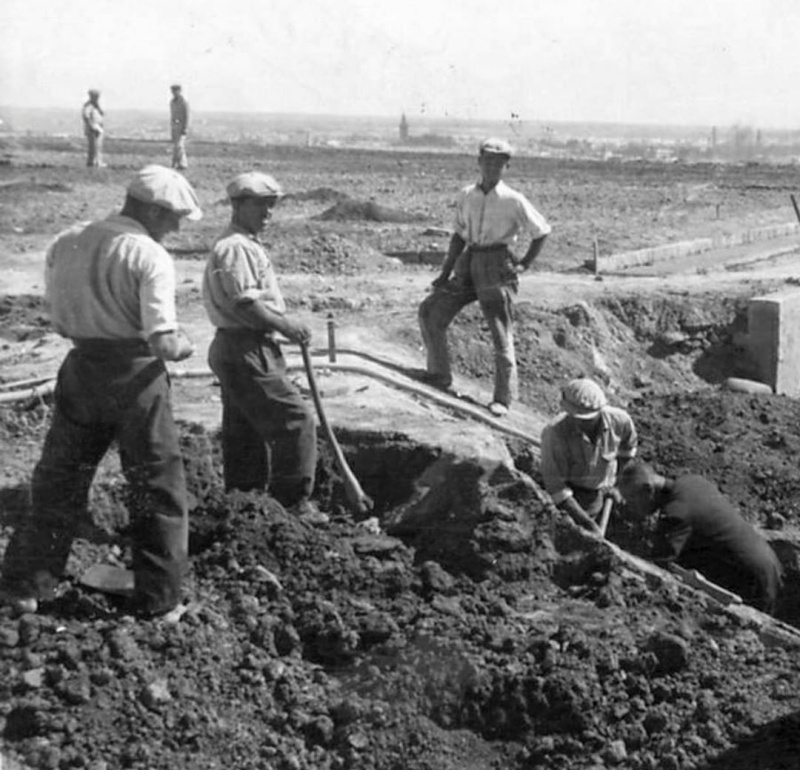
315;199;426;224
629;389;800;531
282;188;350;204
269;232;403;276
2;418;800;769
0;180;73;196
393;288;762;420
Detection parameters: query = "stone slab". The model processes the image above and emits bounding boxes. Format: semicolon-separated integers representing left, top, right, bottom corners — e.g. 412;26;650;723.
748;288;800;396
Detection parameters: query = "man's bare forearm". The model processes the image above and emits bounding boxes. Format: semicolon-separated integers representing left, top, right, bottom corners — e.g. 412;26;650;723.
559;496;601;534
518;235;548;270
437;233;466;281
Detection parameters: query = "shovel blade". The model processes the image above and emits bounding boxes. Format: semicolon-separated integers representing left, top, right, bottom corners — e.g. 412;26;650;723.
80;564;135;596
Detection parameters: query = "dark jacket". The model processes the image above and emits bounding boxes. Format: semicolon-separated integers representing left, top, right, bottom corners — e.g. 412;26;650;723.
652;475;783;613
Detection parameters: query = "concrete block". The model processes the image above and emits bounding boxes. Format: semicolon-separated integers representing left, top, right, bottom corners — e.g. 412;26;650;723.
599;222;799;273
748;289;800;396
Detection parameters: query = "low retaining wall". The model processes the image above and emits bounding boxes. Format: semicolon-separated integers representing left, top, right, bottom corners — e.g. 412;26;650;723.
598;222;799;272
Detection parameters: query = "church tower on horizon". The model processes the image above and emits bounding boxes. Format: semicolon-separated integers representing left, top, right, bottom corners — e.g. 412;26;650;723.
399;113;409;143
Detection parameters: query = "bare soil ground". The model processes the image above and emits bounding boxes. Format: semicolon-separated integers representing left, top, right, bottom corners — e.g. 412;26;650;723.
2;139;800;769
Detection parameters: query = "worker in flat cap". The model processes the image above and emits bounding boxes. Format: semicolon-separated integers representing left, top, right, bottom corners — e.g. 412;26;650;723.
540;378;638;533
418;137;551;417
203;172;326;525
1;165;202;617
618;462;783;613
169;84;190;170
81;88;106;168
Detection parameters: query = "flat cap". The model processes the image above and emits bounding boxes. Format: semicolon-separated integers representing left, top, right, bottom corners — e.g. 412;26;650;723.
127;165;202;221
226;172;283;200
479;137;513;157
88;89;100;97
561;378;608;419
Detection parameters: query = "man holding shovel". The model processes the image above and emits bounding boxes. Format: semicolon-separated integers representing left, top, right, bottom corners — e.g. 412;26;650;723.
540;378;638;534
618;462;783;614
202;171;326;525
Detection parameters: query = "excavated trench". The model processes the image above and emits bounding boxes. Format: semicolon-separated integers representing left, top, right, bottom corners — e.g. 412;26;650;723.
4;290;800;768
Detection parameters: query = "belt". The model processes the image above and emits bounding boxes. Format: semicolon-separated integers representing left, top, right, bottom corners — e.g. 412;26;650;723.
467;243;509;253
216;327;277;341
72;338;151;355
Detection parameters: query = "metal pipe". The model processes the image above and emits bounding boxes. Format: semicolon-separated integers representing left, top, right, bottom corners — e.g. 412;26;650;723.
326;313;337;363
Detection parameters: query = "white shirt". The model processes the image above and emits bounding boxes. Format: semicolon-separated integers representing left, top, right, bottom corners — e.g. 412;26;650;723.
453;180;551;247
203;225;286;330
45;214;177;340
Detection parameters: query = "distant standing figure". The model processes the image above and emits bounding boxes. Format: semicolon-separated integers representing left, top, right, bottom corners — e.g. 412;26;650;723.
0;165;202;617
418;138;551;417
202;172;327;526
82;89;105;168
540;378;638;533
618;462;784;614
170;84;189;170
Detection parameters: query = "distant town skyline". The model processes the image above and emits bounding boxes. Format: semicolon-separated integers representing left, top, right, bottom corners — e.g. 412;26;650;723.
4;0;800;130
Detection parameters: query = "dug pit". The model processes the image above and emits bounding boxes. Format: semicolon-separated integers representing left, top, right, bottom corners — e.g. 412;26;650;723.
5;416;800;770
4;282;800;769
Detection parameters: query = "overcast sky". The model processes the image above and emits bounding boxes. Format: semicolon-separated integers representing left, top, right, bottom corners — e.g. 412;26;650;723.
4;0;800;128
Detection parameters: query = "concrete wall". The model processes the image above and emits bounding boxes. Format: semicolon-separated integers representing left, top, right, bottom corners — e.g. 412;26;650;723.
598;222;799;273
748;289;800;396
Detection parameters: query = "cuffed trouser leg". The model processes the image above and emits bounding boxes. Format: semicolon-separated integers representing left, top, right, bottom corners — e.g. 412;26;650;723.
471;248;519;407
209;332;317;507
86;134;98;167
418;283;475;387
2;350;188;613
117;369;188;614
477;284;518;406
171;135;188;169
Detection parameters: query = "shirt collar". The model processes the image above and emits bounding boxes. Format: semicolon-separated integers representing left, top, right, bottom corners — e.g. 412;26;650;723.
109;212;150;236
226;222;261;242
475;180;507;197
565;409;609;437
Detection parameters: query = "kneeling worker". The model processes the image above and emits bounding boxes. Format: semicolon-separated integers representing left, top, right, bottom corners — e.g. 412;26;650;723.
540;378;638;533
618;462;783;614
203;171;326;525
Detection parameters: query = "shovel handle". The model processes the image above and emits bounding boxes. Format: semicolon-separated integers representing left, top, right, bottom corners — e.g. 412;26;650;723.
598;497;614;537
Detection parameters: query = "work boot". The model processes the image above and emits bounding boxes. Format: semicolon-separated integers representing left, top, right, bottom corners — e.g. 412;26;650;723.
418;371;453;391
0;570;57;615
290;499;330;526
488;402;509;418
0;590;38;615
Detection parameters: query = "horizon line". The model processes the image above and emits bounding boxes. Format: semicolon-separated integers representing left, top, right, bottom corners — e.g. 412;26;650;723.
2;104;796;133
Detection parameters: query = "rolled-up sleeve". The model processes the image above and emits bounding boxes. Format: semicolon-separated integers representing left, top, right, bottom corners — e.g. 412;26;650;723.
517;197;552;238
540;423;573;504
617;414;638;461
212;243;261;304
137;243;177;337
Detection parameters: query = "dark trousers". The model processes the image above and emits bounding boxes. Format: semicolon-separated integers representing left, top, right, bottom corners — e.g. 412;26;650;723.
418;246;519;406
2;342;188;613
208;329;317;506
